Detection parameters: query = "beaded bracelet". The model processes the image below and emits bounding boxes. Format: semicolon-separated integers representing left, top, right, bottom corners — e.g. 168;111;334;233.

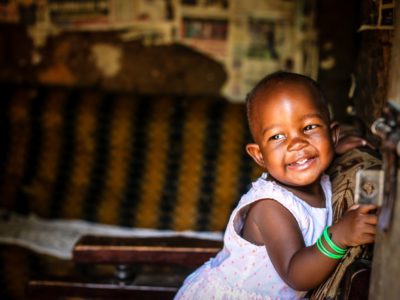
323;227;347;255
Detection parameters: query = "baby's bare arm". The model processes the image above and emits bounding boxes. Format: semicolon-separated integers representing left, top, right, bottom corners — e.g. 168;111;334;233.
242;199;377;291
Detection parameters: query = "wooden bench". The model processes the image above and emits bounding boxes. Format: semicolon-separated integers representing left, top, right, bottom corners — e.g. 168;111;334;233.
28;236;222;299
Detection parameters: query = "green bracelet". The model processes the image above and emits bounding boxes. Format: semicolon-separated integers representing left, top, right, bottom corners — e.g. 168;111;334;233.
316;236;344;259
323;227;347;255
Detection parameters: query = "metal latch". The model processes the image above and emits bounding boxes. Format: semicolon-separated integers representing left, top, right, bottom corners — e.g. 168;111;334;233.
370;101;400;232
355;169;384;206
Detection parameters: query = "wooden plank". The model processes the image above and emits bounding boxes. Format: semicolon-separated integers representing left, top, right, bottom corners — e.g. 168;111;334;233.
369;172;400;299
369;3;400;299
387;1;400;105
73;235;222;267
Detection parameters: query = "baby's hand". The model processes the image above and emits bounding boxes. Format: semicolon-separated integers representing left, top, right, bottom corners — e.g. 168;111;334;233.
335;135;375;155
329;204;378;248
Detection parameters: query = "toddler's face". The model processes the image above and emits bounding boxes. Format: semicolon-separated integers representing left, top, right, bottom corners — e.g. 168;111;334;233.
246;83;338;187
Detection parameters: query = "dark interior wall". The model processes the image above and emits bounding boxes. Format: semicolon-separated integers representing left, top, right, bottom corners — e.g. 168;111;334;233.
353;31;393;134
351;0;393;141
316;0;361;124
0;24;34;83
0;24;227;96
316;0;394;134
0;1;394;127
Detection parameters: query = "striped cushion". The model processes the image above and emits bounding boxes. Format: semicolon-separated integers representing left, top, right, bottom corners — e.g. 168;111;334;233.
0;85;261;231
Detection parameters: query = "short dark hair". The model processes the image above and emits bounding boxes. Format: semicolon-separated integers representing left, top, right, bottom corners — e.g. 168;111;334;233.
245;71;330;140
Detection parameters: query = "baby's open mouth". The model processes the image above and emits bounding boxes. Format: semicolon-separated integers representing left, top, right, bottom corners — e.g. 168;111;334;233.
288;157;316;169
291;158;309;165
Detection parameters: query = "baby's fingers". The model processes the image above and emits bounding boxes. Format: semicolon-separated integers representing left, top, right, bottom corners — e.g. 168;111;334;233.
357;204;379;214
363;223;377;235
349;225;377;246
365;214;378;225
347;204;360;211
361;233;376;244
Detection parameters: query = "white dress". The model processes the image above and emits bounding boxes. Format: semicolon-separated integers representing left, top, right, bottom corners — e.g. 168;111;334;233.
174;173;333;300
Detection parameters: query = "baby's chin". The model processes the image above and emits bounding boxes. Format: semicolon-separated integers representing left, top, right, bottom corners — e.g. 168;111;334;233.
270;172;324;188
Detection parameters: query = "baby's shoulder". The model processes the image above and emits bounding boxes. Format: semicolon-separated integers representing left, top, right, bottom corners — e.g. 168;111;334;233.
238;175;293;207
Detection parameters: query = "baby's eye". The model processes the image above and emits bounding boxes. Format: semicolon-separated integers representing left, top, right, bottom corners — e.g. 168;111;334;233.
269;133;285;141
304;124;318;131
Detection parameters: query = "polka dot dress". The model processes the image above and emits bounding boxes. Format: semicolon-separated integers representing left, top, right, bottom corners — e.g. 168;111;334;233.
174;173;333;300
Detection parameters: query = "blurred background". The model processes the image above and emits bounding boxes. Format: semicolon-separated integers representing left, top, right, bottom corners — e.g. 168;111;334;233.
0;1;396;299
0;0;394;125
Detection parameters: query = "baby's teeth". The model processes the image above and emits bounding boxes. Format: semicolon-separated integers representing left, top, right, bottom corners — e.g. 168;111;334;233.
297;159;307;164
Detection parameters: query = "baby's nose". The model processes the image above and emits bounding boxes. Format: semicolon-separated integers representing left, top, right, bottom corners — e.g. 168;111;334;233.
287;136;309;151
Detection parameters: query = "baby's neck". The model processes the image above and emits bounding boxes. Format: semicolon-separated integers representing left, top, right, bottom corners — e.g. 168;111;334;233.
269;177;326;208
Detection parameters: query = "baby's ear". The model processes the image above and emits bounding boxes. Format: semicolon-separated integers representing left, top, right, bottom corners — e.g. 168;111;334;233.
246;143;265;168
330;121;340;145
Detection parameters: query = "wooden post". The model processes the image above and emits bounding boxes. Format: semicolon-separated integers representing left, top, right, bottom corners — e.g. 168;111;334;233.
387;2;400;106
369;2;400;299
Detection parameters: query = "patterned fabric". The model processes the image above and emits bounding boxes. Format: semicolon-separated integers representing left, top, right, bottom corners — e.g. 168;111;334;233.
310;148;382;300
175;174;332;300
0;85;261;232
